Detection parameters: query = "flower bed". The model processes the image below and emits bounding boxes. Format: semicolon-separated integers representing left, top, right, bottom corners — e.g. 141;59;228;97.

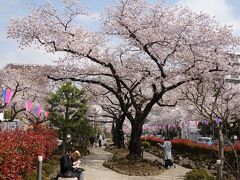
0;125;57;180
140;136;240;163
141;136;240;179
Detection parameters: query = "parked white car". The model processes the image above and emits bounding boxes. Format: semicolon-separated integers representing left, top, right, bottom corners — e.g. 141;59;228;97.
197;137;213;145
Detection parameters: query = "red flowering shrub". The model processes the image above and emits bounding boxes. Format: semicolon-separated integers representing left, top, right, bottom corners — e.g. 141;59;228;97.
140;136;240;163
0;125;57;180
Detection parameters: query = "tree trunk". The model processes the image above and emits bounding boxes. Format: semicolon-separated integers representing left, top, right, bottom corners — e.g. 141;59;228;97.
115;120;124;148
111;117;125;149
111;122;117;145
228;137;240;180
217;124;224;180
62;132;67;154
127;122;143;161
238;120;240;140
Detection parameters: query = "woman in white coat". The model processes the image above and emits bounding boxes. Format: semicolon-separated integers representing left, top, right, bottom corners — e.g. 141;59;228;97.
158;137;173;168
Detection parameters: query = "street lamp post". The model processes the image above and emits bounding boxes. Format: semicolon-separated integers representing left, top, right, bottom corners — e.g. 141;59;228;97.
37;156;43;180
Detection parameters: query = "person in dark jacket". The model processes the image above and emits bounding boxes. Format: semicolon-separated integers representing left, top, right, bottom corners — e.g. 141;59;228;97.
60;148;74;175
90;136;95;147
60;148;85;180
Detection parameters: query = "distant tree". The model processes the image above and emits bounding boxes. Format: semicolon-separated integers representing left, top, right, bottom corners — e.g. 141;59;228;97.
87;86;126;148
181;79;240;179
0;66;48;123
46;81;92;153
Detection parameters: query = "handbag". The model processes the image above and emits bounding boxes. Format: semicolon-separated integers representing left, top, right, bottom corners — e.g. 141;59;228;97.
74;167;85;173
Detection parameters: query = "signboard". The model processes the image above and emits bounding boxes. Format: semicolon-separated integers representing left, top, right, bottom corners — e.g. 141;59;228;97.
9;122;17;130
0;121;17;130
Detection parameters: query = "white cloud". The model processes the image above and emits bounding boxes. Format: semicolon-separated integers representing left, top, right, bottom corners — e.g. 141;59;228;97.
178;0;240;35
1;46;63;68
75;12;101;31
0;36;63;68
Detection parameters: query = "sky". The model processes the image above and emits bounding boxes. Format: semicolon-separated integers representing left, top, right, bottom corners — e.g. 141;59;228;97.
0;0;240;68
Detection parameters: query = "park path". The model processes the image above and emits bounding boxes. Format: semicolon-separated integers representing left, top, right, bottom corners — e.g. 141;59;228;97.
79;146;191;180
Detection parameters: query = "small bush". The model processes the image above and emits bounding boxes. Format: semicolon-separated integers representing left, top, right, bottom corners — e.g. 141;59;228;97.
42;163;55;176
184;168;214;180
50;155;61;161
46;157;59;166
24;170;49;180
141;141;151;149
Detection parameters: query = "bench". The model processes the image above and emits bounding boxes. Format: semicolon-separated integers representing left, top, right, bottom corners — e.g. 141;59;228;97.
56;171;84;180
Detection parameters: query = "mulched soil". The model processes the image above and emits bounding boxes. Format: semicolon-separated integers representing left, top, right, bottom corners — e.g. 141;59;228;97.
104;146;163;176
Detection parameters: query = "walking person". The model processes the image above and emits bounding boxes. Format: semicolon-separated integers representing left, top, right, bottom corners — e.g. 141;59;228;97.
158;137;174;169
98;134;103;147
89;136;95;147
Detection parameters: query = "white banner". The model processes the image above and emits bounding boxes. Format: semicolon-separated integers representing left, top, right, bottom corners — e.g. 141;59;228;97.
0;112;3;121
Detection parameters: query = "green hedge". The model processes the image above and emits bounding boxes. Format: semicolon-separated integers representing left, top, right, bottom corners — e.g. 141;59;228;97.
140;141;151;149
184;168;215;180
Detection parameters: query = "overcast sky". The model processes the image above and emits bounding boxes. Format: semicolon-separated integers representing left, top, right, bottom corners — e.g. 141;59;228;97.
0;0;240;68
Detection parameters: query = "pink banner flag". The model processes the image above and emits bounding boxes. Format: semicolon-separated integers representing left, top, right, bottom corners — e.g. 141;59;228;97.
196;121;199;126
45;111;49;118
216;117;221;124
25;99;32;112
37;106;42;117
2;88;6;102
6;89;13;104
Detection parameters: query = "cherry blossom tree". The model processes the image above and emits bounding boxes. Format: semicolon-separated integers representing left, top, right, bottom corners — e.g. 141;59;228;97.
0;65;52;130
8;0;239;160
181;78;240;179
85;84;127;148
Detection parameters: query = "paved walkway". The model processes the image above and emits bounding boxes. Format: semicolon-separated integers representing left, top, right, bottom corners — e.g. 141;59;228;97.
78;147;190;180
